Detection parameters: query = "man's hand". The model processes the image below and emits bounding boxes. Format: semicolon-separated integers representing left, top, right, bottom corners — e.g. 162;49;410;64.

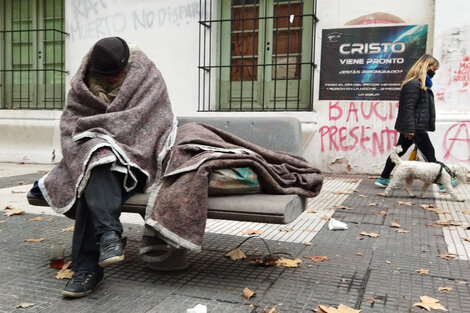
405;132;415;140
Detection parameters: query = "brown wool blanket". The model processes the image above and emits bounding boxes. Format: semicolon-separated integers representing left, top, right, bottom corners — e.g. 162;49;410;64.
145;122;324;252
38;48;176;214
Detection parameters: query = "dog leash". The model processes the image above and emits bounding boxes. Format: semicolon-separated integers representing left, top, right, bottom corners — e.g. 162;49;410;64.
410;137;454;183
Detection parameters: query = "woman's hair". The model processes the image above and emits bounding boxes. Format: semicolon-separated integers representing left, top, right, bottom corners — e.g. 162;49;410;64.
401;54;440;89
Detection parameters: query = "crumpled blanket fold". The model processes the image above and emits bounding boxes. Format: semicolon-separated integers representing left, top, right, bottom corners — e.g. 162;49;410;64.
145;122;323;252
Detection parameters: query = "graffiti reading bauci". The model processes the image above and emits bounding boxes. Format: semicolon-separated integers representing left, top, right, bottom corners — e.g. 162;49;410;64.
318;101;399;156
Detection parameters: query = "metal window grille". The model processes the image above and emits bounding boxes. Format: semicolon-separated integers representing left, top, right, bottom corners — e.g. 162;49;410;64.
198;0;317;111
0;0;67;110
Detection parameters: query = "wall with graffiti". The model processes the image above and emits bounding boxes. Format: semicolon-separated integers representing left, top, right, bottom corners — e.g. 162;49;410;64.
305;0;441;173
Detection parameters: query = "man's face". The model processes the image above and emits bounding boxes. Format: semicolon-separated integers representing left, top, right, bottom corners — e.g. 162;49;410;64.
105;68;126;83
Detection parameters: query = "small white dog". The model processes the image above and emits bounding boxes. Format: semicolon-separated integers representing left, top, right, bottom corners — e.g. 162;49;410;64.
384;145;470;201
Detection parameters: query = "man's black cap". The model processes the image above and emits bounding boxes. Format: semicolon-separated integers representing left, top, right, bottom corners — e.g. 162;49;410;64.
90;37;130;76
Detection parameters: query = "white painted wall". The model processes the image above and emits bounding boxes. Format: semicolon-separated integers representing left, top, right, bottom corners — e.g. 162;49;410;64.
2;0;469;173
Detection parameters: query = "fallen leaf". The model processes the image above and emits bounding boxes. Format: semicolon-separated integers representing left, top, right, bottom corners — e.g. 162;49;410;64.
0;220;5;224
460;210;470;214
355;252;364;256
416;269;430;275
461;225;470;230
368;203;378;207
357;194;368;198
28;217;43;221
385;260;392;264
275;258;302;268
4;208;24;216
373;210;388;216
395;229;410;233
225;248;247;261
318;303;361;313
464;237;470;242
307;208;318;213
61;226;74;232
434;219;460;227
14;180;30;185
439;253;457;260
397;201;414;206
242;229;263;235
420;204;436;209
345;178;359;183
304;228;317;233
304;255;329;263
56;261;74;279
321;216;332;220
438;286;453;292
46;218;54;222
243;287;255;300
457;281;468;285
25;238;44;243
267;305;277;313
11;190;26;194
279;227;292;232
360;231;379;238
364;297;376;303
390;220;401;228
340;278;348;283
17;303;34;308
376;192;386;197
330;205;351;210
333;191;354;195
413;296;448;311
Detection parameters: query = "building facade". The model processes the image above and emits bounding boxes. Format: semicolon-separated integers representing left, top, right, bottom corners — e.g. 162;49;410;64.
0;0;469;173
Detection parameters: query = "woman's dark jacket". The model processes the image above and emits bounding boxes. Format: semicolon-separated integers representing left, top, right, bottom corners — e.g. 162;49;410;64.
394;78;435;133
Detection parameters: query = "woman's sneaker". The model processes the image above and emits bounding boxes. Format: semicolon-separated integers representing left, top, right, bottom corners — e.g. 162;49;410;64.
375;177;390;188
438;178;460;191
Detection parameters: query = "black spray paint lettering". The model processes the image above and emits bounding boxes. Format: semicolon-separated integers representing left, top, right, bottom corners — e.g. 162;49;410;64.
133;3;199;30
69;13;126;41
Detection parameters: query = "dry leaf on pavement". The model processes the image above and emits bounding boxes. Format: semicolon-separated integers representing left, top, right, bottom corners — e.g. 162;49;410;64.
304;228;317;233
316;303;362;313
412;296;448;311
243;287;256;300
14;180;30;185
333;191;354;195
0;220;5;224
304;255;329;263
395;229;410;233
307;208;318;213
321;216;332;220
56;261;74;279
17;303;34;308
11;190;26;194
390;220;401;228
225;248;247;261
279;227;292;232
438;286;453;292
420;204;436;209
3;206;24;216
355;252;364;256
360;232;379;238
25;238;45;243
242;229;263;235
460;210;470;214
368;203;378;207
364;297;376;303
61;226;74;232
275;258;302;268
357;194;368;198
28;217;43;221
416;269;430;275
397;201;414;206
464;237;470;242
373;210;388;216
438;253;457;260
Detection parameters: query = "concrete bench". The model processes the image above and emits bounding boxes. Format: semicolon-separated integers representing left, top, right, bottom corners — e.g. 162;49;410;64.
28;117;307;224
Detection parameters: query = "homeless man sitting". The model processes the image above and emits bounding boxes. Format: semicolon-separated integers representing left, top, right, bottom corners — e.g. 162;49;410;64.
30;36;179;298
30;36;324;298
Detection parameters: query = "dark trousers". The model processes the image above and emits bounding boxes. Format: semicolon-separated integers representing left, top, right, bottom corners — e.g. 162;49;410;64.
71;165;123;272
380;132;437;179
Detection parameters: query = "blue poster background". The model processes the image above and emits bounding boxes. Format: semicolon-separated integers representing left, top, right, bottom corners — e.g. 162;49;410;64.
319;25;428;100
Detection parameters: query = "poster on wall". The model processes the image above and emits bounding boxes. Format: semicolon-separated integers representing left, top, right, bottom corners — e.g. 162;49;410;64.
319;25;428;100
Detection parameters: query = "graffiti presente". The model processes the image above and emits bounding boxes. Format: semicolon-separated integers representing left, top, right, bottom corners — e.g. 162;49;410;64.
318;101;399;156
443;121;470;161
68;1;200;41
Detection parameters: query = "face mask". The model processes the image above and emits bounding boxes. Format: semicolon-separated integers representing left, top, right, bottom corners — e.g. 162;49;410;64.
427;69;435;78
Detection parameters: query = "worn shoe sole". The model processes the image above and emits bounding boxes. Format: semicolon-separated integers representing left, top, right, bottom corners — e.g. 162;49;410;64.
374;182;388;188
98;253;125;268
62;279;103;298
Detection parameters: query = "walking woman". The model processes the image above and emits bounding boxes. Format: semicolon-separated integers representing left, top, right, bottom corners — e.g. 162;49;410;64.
375;54;459;189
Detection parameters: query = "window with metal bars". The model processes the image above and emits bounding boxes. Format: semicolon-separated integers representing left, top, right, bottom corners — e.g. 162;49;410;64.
198;0;317;111
0;0;67;110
